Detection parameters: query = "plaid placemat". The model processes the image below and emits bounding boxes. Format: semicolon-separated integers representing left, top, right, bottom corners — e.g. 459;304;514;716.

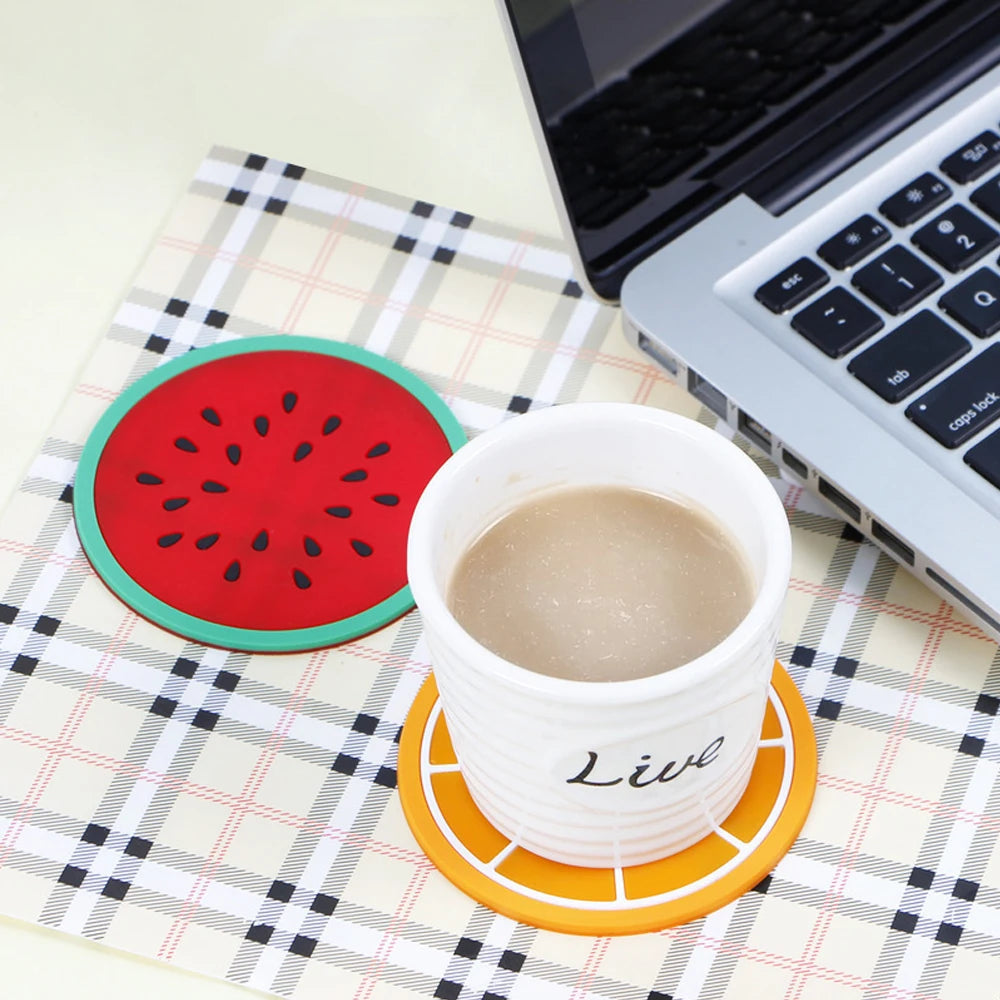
1;145;999;999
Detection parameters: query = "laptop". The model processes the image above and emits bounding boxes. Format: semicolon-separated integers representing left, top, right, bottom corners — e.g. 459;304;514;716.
495;0;1000;639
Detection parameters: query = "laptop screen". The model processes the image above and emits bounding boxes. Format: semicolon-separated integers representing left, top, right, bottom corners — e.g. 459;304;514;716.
503;0;1000;299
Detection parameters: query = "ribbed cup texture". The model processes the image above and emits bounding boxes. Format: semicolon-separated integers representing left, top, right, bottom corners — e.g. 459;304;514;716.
427;614;779;868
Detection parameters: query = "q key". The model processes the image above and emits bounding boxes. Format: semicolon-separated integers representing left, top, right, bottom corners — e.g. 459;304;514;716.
940;268;1000;337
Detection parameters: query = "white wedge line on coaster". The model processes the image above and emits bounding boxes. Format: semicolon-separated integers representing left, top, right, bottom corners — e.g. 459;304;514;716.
417;686;797;911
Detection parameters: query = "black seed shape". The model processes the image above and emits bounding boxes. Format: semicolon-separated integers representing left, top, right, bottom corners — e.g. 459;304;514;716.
325;506;351;518
351;539;373;557
366;442;390;458
304;536;321;557
282;392;297;414
202;480;228;493
195;533;220;550
174;437;198;453
224;560;241;582
157;533;183;548
201;407;221;426
226;444;241;465
293;569;312;589
252;530;269;551
373;493;399;506
293;442;313;462
341;469;367;482
322;415;341;435
254;415;269;436
136;473;163;485
163;497;189;511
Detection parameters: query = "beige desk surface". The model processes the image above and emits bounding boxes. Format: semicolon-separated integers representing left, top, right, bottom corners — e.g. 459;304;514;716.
0;1;558;994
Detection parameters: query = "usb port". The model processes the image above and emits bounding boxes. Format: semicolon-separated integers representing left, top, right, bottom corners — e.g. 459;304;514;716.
871;520;914;565
781;448;808;479
818;477;861;522
688;370;728;420
637;332;679;377
737;410;773;453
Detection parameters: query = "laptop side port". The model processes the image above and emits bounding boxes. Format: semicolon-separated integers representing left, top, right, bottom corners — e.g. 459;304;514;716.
737;410;773;454
817;477;861;522
871;520;915;566
926;567;1000;632
637;332;679;377
688;369;728;420
781;448;808;479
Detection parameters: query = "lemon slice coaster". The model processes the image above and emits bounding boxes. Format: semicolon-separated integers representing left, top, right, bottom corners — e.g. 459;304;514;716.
398;662;817;936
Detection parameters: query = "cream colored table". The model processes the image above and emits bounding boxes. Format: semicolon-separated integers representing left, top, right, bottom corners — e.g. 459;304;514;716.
0;2;557;995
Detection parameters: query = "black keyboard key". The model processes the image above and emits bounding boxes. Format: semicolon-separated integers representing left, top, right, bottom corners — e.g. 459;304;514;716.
763;63;823;105
939;131;1000;184
703;104;766;146
827;0;884;29
879;172;951;226
755;257;828;313
852;246;943;314
711;68;782;108
818;215;890;269
880;0;932;22
905;344;1000;447
912;205;1000;273
740;8;821;51
818;23;880;64
847;311;970;402
939;268;1000;338
645;146;707;185
572;187;645;228
970;174;1000;222
965;428;1000;488
791;287;883;357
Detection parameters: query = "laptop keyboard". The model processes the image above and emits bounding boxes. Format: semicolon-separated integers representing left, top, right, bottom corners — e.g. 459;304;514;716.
755;128;1000;488
549;0;936;230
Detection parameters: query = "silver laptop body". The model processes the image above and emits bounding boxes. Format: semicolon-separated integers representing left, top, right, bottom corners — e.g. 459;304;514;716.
495;0;1000;638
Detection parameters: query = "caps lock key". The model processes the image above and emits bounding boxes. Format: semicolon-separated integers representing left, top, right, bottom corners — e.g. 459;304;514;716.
905;343;1000;447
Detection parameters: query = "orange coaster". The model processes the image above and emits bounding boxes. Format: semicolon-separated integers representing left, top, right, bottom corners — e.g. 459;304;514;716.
398;662;817;936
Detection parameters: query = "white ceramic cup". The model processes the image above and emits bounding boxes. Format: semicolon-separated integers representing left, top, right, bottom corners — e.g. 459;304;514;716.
406;402;791;868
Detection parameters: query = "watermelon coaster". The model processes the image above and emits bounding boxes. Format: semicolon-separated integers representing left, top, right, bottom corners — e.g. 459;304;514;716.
74;335;466;652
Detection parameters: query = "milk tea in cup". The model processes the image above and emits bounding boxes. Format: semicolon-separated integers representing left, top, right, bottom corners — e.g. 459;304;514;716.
446;483;755;682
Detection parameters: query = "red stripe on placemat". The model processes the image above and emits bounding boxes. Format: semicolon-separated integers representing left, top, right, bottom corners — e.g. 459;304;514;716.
784;600;949;1000
0;611;137;869
76;384;119;402
818;772;1000;832
156;646;329;962
355;865;434;1000
156;235;654;379
0;538;94;574
631;362;672;406
0;722;428;866
662;922;943;999
281;183;367;334
442;231;530;402
567;936;611;1000
789;577;991;639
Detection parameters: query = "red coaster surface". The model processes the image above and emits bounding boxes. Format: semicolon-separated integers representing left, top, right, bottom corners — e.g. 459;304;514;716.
74;336;466;652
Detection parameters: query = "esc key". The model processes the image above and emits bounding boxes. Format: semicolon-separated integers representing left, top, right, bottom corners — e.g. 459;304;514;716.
755;258;829;314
